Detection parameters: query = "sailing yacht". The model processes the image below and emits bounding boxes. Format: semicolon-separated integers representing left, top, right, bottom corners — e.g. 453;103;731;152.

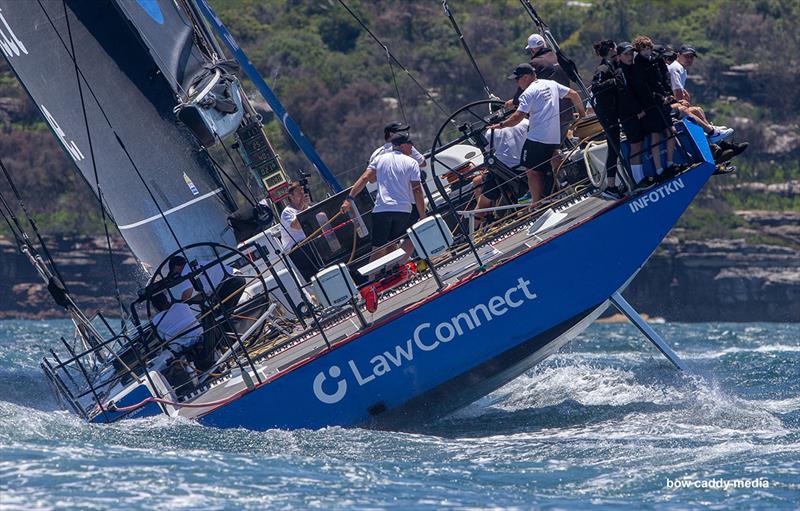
1;0;708;430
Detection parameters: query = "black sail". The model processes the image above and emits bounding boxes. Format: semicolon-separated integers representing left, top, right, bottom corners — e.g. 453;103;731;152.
110;0;208;96
0;0;236;271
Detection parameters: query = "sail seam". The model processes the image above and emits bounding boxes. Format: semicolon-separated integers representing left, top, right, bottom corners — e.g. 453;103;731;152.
117;187;223;230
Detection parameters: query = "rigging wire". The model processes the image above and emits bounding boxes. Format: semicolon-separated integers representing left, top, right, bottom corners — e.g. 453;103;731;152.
335;0;451;118
61;0;127;322
0;155;67;289
441;0;494;99
386;46;407;124
209;135;259;207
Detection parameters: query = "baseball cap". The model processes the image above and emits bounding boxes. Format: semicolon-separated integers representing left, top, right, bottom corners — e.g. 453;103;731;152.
616;41;634;54
390;132;413;146
679;45;698;57
525;33;545;51
507;63;535;80
383;121;410;138
653;44;674;56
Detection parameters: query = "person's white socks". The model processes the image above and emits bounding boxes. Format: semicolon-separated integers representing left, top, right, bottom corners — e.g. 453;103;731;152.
632;164;644;183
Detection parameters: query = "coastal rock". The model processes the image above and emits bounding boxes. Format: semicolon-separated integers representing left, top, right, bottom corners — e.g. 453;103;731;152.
626;237;800;322
0;235;140;319
1;235;798;321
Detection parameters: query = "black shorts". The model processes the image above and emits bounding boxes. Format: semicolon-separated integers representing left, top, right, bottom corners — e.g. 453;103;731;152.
621;116;645;143
482;167;525;201
521;140;560;173
371;211;413;248
642;107;670;133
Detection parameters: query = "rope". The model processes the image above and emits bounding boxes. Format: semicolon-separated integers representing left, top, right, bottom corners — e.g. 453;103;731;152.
104;389;246;413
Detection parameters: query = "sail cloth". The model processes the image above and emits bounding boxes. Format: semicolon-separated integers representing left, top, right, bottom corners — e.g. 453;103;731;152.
110;0;208;97
0;0;237;271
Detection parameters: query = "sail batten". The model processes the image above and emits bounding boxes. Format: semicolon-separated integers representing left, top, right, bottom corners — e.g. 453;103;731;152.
0;0;237;271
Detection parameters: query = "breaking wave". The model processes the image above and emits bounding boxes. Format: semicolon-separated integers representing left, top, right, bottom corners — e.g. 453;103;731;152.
0;320;798;509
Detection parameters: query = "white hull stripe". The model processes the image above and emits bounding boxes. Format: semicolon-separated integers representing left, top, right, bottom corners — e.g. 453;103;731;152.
118;188;223;230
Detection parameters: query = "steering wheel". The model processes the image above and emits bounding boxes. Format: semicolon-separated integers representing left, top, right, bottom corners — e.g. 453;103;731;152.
144;242;267;321
428;99;515;207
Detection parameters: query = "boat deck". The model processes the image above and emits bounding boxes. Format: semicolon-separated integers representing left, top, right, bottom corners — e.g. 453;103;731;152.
179;191;615;419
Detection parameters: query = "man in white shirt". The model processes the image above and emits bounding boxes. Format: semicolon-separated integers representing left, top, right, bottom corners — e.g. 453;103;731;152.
344;132;426;261
151;292;202;351
279;182;308;252
278;181;318;280
148;291;208;376
668;45;735;143
369;122;427;168
488;64;586;205
471;119;530;226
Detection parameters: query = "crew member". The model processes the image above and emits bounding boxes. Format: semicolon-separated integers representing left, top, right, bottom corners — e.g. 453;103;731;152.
632;36;675;179
148;291;210;375
369;122;427;168
668;45;733;143
472;118;530;226
166;255;193;302
279;182;318;280
590;39;624;197
525;33;574;141
668;45;748;160
343;132;426;262
488;64;586;206
616;42;650;187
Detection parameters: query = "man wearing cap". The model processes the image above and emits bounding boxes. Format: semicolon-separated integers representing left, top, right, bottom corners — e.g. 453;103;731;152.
525;33;574;141
369;121;427;168
668;45;745;154
487;63;586;205
344;132;426;262
668;45;698;103
616;42;651;186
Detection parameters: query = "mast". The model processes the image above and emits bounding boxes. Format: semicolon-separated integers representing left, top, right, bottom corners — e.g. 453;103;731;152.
193;0;344;193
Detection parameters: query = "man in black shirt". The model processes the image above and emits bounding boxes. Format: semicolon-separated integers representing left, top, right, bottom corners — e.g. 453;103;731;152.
590;39;625;197
633;36;676;179
616;42;649;187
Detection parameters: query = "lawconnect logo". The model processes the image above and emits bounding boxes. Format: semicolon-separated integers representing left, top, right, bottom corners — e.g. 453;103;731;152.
629;178;685;213
313;277;538;404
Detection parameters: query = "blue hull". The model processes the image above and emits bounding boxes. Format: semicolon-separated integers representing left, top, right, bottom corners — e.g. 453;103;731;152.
198;159;716;430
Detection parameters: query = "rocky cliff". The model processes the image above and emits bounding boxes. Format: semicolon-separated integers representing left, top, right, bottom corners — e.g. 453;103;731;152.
0;236;140;319
1;228;798;321
626;235;800;322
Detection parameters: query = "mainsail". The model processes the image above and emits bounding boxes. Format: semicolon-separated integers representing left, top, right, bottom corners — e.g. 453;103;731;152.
0;0;237;271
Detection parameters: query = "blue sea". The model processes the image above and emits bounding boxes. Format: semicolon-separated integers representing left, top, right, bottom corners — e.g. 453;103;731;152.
0;320;797;510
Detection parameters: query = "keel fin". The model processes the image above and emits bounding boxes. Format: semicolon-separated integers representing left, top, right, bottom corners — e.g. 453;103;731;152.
610;292;688;371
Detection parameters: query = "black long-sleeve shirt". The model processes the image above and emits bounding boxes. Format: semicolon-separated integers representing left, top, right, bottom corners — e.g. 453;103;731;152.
618;62;647;119
590;58;622;122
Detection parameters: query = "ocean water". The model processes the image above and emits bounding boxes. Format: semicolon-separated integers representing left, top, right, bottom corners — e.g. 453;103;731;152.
0;320;797;510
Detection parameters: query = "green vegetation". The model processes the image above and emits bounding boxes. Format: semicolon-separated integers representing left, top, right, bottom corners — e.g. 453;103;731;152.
1;0;798;243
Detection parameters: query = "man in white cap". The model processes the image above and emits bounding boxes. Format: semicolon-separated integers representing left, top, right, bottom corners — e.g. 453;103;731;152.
525;33;574;141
